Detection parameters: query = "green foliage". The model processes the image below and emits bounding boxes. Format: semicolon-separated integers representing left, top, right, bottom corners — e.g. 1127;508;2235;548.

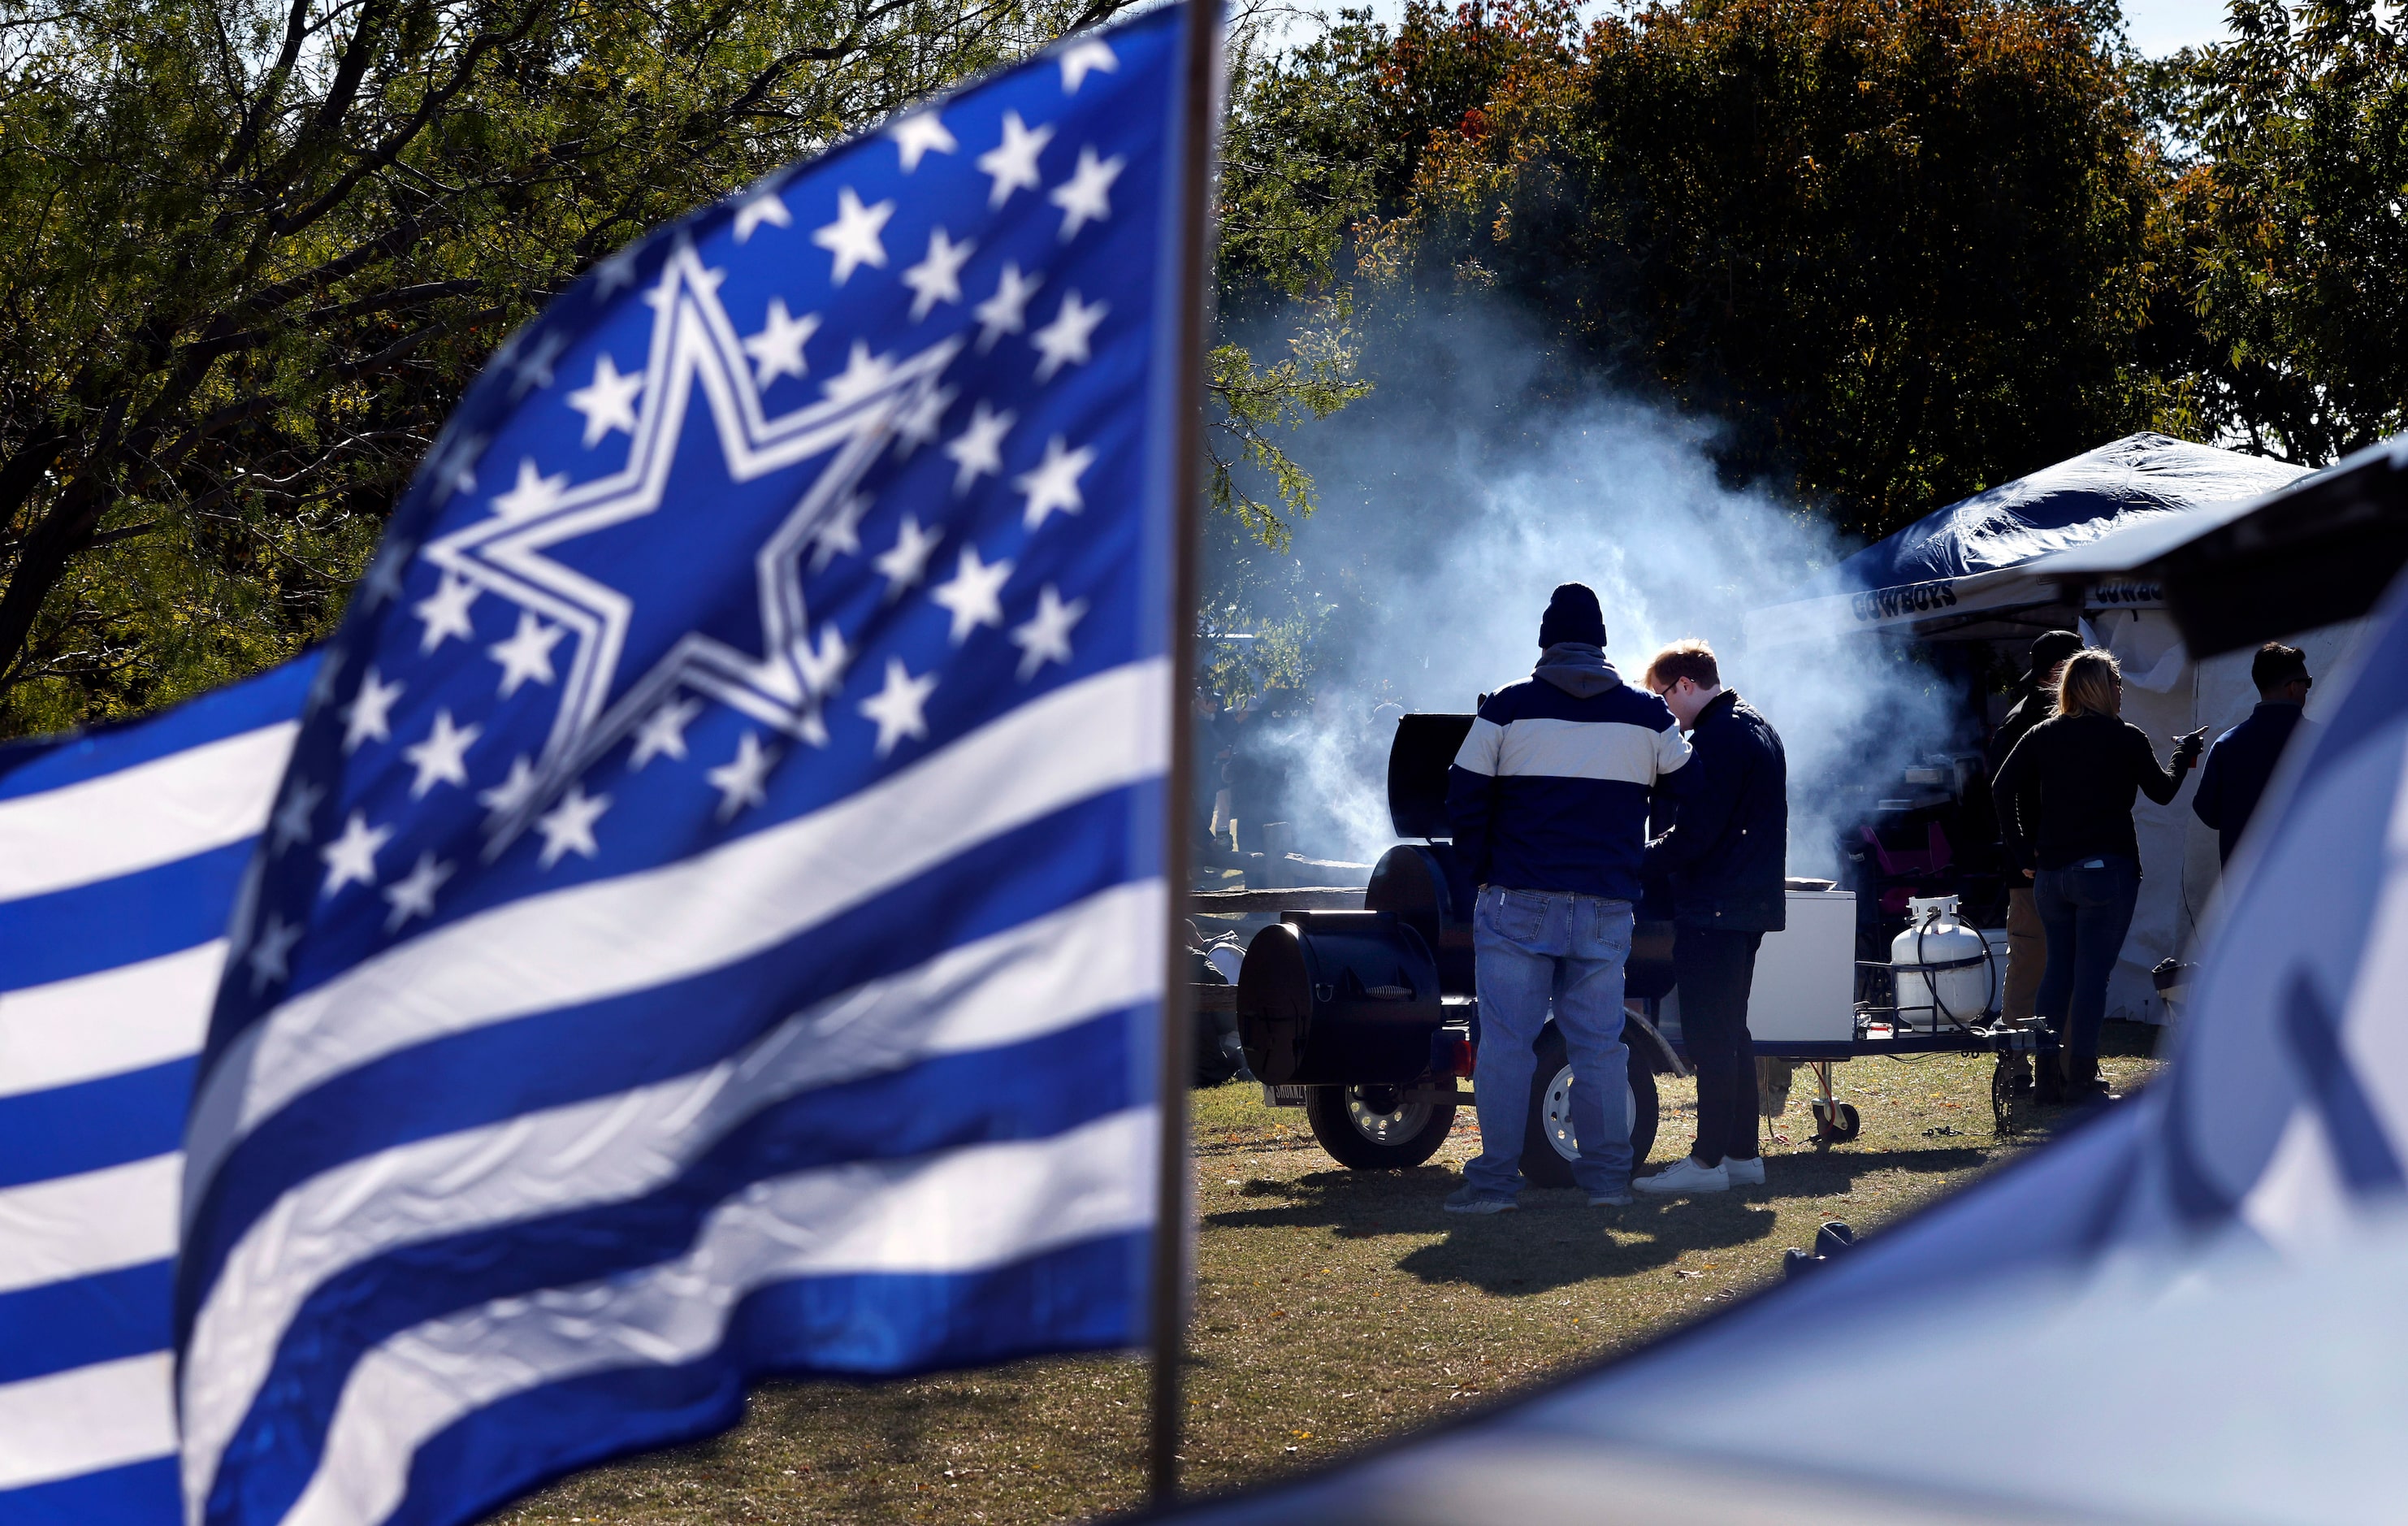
2155;0;2408;463
0;0;1138;735
1371;0;2168;539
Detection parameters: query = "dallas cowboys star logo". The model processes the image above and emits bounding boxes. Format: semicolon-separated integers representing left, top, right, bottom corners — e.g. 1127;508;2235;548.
420;240;957;850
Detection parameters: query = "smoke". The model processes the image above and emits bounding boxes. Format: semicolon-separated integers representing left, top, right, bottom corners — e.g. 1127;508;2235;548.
1212;302;1965;878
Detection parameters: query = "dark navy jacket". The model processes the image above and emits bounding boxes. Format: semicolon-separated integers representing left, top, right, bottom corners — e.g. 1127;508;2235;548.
2193;701;2310;863
1444;652;1691;902
1644;691;1789;931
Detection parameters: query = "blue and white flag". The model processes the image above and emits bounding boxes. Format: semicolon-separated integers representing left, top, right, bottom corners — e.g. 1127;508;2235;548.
0;660;314;1524
173;8;1199;1524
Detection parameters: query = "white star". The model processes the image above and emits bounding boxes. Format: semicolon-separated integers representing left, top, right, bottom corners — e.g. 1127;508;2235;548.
901;228;976;321
821;341;899;405
808;492;871;571
944;401;1014;494
889;109;957;172
401;709;482;798
1012;584;1089;679
930;545;1013;644
630;695;704;768
706;731;779;821
873;514;942;599
732;182;793;243
247;913;303;992
1050;147;1125;241
1016;435;1096;530
270;777;323;855
566;354;643;447
1030;291;1107;381
858;657;938;757
592;243;642;295
743;298;821;387
1058;38;1117;93
305;648;345;714
342;666;404;754
977;112;1054;208
535;785;610;869
492;458;570;521
892;386;954;462
478;755;541;815
644;258;724;310
812;186;894;286
362;541;413;608
488;611;564;697
510;328;567;397
414;573;479;654
381;851;455;932
429;431;484;501
972;262;1042;353
319;809;392;897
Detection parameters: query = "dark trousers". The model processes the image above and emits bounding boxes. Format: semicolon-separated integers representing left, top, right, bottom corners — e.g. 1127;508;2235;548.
2033;855;2140;1082
1674;927;1763;1164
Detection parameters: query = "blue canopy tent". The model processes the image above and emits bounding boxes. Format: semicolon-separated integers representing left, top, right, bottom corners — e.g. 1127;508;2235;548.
1163;444;2408;1525
1744;432;2306;648
1742;434;2328;1026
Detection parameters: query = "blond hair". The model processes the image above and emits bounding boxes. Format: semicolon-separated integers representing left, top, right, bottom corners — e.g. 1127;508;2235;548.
2056;648;2123;717
1645;639;1719;691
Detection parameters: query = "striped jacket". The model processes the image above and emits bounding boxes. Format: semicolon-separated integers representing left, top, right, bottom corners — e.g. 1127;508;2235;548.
1444;659;1692;901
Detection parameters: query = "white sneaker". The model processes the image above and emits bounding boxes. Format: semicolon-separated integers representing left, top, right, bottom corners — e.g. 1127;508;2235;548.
1721;1155;1765;1187
1634;1156;1729;1196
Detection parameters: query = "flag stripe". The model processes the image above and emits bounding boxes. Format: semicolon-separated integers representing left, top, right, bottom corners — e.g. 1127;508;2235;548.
0;1155;180;1295
0;1456;179;1526
0;943;221;1098
0;843;258;995
0;1260;174;1386
0;723;296;903
280;1109;1154;1526
0;1060;196;1189
180;882;1160;1496
181;784;1150;1294
208;1015;1145;1524
182;656;1167;1213
386;1234;1143;1526
0;1350;179;1489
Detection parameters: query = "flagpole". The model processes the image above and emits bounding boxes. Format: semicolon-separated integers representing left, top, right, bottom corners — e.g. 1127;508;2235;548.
1152;0;1221;1509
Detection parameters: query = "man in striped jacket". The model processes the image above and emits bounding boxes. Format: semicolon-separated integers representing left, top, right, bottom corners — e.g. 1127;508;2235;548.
1442;583;1692;1212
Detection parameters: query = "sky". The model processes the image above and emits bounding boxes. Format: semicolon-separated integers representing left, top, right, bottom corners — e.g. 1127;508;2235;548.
1284;0;2238;56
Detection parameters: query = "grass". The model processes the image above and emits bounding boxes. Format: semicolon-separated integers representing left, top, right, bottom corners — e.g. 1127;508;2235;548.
496;1040;2158;1526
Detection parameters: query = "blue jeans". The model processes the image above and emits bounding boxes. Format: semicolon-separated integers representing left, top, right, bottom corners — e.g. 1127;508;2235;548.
1464;887;1634;1198
2033;855;2140;1074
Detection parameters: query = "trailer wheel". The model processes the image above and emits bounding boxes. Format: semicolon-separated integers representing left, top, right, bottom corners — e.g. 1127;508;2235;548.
1812;1099;1862;1143
1519;1026;1661;1189
1306;1086;1456;1170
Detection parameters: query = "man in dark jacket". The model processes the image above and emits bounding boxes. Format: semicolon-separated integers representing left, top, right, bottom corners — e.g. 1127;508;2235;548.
1990;629;2082;1033
1634;639;1787;1196
1443;584;1691;1212
2194;643;2315;864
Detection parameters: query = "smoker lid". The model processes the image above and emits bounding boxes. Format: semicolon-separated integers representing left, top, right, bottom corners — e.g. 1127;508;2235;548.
1388;713;1474;839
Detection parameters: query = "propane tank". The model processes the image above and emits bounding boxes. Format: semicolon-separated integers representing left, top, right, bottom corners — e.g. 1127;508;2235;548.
1890;895;1994;1032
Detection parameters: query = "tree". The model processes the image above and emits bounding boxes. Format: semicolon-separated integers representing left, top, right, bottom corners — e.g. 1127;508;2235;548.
2154;0;2408;465
1379;0;2171;537
0;0;1131;735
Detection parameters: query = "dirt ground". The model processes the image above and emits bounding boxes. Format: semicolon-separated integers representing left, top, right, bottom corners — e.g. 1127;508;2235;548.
496;1040;2157;1526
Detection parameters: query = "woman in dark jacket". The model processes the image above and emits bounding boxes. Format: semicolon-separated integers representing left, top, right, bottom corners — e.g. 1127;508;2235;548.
1993;650;2205;1101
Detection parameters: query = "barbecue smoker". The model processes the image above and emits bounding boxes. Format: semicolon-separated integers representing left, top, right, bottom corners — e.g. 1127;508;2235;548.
1236;714;1678;1184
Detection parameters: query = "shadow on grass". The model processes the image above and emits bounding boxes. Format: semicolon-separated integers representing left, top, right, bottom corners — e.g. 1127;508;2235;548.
1202;1142;2022;1295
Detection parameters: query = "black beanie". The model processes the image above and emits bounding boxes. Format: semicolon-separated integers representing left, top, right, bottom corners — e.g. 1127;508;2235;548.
2027;629;2082;683
1537;583;1607;648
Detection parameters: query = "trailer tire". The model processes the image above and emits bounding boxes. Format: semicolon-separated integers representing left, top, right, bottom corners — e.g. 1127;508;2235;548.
1520;1026;1661;1189
1306;1086;1457;1169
